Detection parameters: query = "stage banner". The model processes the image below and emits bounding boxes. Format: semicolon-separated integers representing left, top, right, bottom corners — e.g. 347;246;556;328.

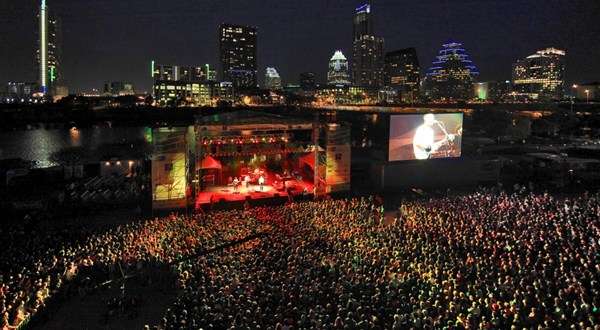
325;124;351;192
152;128;188;209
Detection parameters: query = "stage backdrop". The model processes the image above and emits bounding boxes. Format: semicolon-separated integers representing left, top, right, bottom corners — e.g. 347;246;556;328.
389;113;463;162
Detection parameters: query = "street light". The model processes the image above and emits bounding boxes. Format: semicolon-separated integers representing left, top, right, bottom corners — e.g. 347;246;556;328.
585;89;590;103
570;84;578;113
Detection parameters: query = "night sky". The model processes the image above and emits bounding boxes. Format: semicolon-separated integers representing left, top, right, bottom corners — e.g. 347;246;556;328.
1;0;599;93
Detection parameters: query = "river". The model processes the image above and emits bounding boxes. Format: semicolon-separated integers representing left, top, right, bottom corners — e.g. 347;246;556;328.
0;126;150;168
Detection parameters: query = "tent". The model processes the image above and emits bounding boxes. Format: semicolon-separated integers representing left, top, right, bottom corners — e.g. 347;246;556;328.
199;155;222;170
198;156;222;186
299;153;315;170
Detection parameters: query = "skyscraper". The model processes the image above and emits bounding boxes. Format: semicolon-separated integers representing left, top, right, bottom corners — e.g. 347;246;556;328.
352;3;384;88
385;48;420;103
353;3;372;41
264;67;282;90
219;24;258;90
37;0;61;96
512;47;565;101
424;41;480;102
327;51;351;86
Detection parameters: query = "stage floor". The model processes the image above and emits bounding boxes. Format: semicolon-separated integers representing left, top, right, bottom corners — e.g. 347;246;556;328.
195;180;314;208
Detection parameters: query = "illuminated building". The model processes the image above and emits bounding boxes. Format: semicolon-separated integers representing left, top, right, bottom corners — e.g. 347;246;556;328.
512;47;565;101
153;81;192;106
37;0;61;96
353;36;385;88
424;41;480;102
215;82;235;104
4;82;40;103
352;3;384;88
327;51;351;86
104;81;134;96
384;48;420;103
152;62;224;106
353;3;372;41
205;64;217;82
219;24;257;89
377;87;397;104
473;81;511;102
299;72;317;91
7;82;37;100
152;63;215;83
153;81;223;107
264;67;282;90
474;82;489;101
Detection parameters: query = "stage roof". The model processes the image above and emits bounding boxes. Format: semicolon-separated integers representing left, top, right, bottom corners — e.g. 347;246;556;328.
195;110;312;127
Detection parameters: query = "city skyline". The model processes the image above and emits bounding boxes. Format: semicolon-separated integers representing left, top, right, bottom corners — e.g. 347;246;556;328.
1;0;599;93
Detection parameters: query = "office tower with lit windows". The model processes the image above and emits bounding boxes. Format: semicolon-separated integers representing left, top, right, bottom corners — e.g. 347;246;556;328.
37;0;61;96
384;48;420;103
264;67;282;90
327;51;351;86
299;72;316;91
151;62;221;106
351;3;385;88
219;24;258;90
151;63;215;83
152;64;182;82
512;47;565;101
423;41;480;102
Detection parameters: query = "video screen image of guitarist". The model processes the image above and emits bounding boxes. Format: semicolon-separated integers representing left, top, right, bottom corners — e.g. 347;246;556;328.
388;113;463;161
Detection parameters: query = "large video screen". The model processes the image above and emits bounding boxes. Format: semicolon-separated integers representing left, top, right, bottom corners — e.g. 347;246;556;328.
389;113;463;161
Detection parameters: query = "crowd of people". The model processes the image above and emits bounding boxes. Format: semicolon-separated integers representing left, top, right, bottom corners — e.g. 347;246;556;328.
2;190;600;329
0;210;270;329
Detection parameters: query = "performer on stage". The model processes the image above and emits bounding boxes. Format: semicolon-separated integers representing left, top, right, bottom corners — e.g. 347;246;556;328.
413;113;455;160
258;175;265;191
233;177;239;192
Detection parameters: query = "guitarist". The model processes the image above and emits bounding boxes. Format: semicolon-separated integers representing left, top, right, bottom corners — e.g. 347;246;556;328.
412;114;456;160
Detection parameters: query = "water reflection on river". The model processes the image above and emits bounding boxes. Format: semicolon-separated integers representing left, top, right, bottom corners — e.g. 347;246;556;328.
0;126;149;168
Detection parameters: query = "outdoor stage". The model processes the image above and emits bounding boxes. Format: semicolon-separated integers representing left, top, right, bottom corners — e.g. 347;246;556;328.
152;111;350;211
195;179;314;209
